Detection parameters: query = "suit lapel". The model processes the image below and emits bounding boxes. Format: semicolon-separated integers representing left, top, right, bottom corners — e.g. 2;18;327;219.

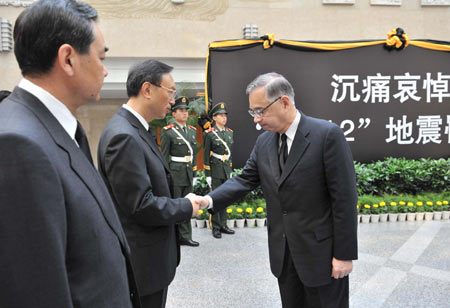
11;87;128;246
118;108;170;173
278;112;311;186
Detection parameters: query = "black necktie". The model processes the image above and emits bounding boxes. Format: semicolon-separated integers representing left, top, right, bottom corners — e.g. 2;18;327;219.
279;133;288;173
148;127;157;144
75;121;93;165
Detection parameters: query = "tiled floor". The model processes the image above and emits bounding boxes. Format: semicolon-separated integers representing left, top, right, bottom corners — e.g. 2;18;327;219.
166;219;450;307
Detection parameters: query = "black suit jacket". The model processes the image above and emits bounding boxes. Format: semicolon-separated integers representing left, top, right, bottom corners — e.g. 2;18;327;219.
0;87;139;308
97;107;193;296
209;112;358;287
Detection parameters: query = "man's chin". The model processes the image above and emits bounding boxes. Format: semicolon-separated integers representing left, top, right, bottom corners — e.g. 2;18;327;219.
155;113;168;120
87;93;101;103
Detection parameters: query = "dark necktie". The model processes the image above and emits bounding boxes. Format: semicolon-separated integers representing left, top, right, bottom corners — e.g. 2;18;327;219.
148;127;157;144
279;133;288;173
75;121;93;165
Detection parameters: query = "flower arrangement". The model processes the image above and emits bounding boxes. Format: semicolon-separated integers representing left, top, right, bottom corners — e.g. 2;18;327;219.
406;202;416;213
443;200;449;211
235;207;244;220
389;202;399;214
397;201;407;213
196;209;209;220
226;208;236;219
371;204;380;215
256;207;266;219
245;207;256;219
424;201;434;212
379;202;388;214
416;201;424;212
361;204;371;215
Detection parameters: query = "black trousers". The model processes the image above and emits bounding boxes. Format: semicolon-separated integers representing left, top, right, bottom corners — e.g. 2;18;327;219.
210;177;228;229
278;244;349;308
173;185;193;241
140;287;168;308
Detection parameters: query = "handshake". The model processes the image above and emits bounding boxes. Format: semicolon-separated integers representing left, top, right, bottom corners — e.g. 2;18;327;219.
185;193;210;217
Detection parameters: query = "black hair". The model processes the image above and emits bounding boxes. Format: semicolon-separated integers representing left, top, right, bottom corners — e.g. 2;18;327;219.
126;59;173;98
0;90;11;103
14;0;98;76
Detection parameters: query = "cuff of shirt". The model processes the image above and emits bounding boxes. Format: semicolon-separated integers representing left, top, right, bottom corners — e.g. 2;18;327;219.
205;195;213;209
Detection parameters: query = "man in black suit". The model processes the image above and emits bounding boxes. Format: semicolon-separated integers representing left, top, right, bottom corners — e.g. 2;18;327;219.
205;72;358;308
0;1;139;307
97;59;205;308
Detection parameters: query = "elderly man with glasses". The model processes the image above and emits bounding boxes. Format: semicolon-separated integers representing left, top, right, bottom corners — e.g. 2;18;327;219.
203;72;358;308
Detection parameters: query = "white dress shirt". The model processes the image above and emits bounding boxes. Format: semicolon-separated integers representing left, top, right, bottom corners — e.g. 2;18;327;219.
18;78;78;143
122;104;149;131
279;110;301;154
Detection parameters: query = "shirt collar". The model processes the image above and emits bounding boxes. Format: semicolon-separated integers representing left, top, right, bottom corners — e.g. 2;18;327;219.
18;78;77;140
175;122;186;130
284;110;301;142
122;104;149;131
215;125;225;132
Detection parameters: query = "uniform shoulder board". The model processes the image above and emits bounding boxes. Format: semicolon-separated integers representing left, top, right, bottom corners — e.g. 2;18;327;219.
206;127;215;133
163;124;175;130
226;127;233;132
188;125;196;130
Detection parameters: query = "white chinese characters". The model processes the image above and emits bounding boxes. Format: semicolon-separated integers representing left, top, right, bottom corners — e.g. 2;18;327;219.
331;72;450;104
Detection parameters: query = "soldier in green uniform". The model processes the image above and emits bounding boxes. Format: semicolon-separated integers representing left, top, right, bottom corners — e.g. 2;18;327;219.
203;103;235;239
161;96;200;247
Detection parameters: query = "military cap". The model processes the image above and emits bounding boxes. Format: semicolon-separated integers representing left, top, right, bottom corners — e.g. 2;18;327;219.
172;96;190;111
209;102;228;118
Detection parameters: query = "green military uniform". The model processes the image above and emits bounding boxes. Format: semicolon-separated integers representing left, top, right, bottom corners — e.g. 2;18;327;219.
203;103;233;233
161;97;198;244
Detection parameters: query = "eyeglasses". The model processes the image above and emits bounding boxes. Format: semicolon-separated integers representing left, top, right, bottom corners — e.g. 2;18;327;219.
248;96;282;118
152;83;177;99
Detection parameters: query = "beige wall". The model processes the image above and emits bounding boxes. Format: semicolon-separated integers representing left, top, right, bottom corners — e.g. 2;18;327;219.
1;0;449;154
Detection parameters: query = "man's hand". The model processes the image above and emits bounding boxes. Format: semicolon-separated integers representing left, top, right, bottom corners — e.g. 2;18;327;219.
185;193;209;216
206;177;212;188
331;258;353;279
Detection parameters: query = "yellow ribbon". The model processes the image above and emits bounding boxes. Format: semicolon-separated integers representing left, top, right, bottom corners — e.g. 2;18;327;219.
263;33;275;49
402;33;410;47
386;28;409;49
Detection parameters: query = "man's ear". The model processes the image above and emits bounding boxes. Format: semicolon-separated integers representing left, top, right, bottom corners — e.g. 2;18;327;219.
141;81;153;99
281;96;290;109
57;44;76;77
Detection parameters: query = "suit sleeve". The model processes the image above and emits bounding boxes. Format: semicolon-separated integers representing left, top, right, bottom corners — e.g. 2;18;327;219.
0;134;73;308
209;140;261;212
203;132;212;177
160;129;170;164
103;133;192;226
323;124;358;261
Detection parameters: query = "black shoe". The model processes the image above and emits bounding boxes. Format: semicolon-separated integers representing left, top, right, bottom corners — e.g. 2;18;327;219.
220;226;235;234
212;228;222;238
180;239;200;247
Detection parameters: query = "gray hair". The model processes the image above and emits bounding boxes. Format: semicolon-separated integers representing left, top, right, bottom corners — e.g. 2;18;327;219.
245;72;295;106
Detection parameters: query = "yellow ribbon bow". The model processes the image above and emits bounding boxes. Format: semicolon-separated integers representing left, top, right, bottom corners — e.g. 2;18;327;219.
263;33;275;49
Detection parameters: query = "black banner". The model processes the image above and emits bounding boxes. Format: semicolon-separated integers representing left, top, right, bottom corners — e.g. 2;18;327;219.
207;39;450;166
